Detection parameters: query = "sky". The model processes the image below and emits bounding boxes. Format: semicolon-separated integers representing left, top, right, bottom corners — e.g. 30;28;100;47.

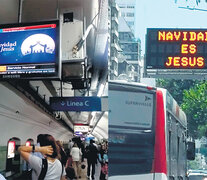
135;0;207;55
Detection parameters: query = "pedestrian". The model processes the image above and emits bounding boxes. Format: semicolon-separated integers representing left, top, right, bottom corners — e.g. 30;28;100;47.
85;139;98;180
65;149;75;180
68;140;74;153
98;144;108;180
20;134;45;180
18;134;66;180
76;137;85;162
70;143;82;179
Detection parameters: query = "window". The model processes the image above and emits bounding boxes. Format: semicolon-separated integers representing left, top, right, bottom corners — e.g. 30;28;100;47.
119;5;125;8
126;55;132;59
121;12;125;17
126;13;134;17
127;21;134;26
127;5;135;8
124;34;129;39
120;45;125;49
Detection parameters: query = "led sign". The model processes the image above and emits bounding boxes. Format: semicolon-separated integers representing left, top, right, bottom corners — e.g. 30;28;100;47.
0;20;60;79
74;125;89;133
145;29;207;70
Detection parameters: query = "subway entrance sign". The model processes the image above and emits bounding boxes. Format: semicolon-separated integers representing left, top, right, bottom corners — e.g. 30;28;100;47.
50;96;106;111
145;28;207;79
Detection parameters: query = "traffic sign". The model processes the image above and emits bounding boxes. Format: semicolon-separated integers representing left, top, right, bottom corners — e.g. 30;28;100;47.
50;96;106;111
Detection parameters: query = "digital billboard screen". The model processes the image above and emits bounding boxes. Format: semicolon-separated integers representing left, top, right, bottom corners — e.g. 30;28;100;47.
146;28;207;71
0;20;60;79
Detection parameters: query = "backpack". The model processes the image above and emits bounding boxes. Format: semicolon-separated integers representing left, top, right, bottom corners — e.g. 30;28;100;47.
18;159;47;180
38;159;48;180
65;166;75;180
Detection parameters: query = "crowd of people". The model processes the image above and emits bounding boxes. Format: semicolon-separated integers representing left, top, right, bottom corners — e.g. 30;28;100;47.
17;134;108;180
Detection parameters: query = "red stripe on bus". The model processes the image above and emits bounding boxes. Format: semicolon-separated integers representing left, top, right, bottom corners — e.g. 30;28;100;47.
152;90;167;175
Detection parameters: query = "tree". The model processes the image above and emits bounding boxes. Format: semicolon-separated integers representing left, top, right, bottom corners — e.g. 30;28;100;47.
188;157;201;170
157;79;207;138
181;81;207;138
156;79;196;105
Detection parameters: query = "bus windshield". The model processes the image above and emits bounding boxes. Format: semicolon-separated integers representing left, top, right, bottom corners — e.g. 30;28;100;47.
109;89;154;129
109;85;155;176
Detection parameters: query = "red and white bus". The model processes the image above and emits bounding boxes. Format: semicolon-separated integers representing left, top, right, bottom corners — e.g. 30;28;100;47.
108;81;195;180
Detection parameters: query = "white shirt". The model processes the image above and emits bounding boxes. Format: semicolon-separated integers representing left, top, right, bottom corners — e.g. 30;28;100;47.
70;147;82;161
0;174;6;180
29;154;66;180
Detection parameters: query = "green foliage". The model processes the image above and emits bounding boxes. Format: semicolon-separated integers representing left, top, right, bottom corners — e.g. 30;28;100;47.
200;146;207;157
181;81;207;138
156;79;196;105
157;79;207;138
188;159;201;170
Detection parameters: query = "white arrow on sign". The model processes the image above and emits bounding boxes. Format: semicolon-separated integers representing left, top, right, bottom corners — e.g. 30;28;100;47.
61;101;65;106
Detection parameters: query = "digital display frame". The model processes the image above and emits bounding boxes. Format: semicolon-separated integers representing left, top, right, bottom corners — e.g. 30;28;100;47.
0;20;60;80
145;28;207;78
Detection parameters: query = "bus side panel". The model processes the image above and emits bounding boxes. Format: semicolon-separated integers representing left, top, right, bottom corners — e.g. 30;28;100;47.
167;112;178;179
167;112;188;180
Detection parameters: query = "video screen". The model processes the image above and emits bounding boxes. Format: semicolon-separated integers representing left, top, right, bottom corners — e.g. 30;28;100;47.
7;141;15;159
0;20;60;79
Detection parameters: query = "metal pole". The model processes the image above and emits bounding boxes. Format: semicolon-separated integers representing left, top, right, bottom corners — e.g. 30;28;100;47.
18;0;23;23
56;0;59;19
60;81;63;97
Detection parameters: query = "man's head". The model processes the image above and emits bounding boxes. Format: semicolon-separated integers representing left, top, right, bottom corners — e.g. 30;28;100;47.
90;139;95;144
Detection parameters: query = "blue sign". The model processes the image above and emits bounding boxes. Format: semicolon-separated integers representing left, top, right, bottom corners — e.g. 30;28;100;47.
50;96;102;111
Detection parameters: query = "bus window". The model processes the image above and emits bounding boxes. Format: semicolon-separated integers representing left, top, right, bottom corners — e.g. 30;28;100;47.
187;141;195;160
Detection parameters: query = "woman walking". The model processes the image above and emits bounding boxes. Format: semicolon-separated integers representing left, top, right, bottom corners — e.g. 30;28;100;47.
70;143;82;179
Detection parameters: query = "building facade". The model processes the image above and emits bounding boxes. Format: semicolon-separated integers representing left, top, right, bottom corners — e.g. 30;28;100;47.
109;0;119;80
118;16;141;82
116;0;136;35
109;0;141;82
